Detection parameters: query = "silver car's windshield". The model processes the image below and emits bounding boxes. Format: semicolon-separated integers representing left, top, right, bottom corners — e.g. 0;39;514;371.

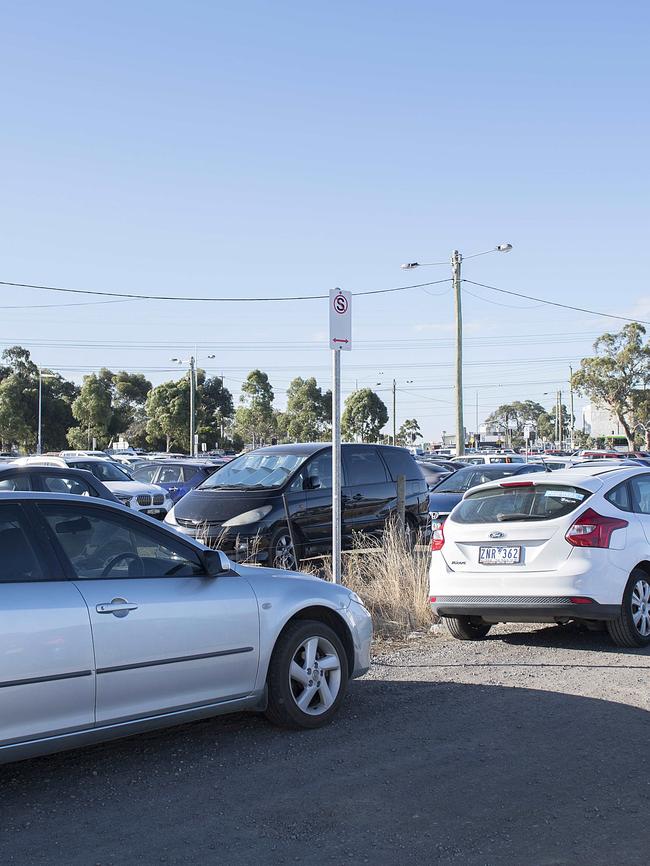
199;451;308;490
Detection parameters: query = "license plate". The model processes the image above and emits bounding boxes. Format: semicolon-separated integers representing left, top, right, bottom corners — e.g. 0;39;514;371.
479;545;521;565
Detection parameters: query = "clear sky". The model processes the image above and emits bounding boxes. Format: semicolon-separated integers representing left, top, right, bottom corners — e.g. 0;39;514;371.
2;0;649;441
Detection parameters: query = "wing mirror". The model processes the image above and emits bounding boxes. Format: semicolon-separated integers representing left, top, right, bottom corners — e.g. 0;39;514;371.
304;475;322;490
201;548;230;576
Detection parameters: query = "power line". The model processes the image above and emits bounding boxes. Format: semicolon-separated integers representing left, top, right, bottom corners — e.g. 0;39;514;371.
0;299;131;311
464;280;650;325
0;277;451;303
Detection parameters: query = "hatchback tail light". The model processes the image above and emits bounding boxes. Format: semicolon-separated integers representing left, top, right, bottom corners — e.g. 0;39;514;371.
431;523;445;551
565;508;628;548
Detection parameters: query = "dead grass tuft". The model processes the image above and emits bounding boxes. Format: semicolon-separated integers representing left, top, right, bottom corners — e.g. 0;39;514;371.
308;520;434;639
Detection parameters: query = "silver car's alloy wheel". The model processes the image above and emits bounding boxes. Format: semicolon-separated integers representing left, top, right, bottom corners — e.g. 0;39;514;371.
289;636;342;716
631;578;650;637
272;533;296;570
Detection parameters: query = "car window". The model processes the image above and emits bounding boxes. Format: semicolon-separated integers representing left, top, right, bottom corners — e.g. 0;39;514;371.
132;465;159;483
290;451;333;492
72;461;131;482
39;505;207;579
629;476;650;515
181;466;201;482
0;505;44;582
606;481;632;512
453;485;591;524
40;474;95;497
158;466;183;484
343;447;388;486
381;447;421;482
0;474;32;491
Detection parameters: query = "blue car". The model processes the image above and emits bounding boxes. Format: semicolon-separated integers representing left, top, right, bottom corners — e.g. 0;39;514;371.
131;460;224;504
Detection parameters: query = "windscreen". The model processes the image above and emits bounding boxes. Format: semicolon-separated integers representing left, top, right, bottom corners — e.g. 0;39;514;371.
199;450;308;490
73;461;131;482
451;484;591;524
434;466;527;494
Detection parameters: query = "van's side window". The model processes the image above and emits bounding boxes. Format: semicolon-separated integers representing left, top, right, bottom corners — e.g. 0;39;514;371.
344;447;388;486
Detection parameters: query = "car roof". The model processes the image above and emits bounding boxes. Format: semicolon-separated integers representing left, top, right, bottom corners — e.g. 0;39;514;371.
0;464;98;477
454;463;538;475
467;464;650;495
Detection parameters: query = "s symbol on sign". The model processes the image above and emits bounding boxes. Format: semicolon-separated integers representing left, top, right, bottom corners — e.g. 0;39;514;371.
334;294;348;314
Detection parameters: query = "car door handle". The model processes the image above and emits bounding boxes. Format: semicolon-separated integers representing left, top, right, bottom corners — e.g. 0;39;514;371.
168;486;179;492
96;599;139;616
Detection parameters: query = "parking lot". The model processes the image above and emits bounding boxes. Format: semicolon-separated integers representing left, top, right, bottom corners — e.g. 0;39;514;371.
2;624;649;866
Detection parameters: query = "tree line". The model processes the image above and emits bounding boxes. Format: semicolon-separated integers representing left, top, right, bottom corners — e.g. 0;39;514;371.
0;346;423;453
485;323;650;450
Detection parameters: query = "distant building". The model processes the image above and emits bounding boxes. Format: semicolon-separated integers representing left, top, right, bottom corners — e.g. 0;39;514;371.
582;404;623;438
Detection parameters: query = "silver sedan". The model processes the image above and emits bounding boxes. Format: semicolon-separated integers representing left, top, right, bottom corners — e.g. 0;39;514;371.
0;492;372;765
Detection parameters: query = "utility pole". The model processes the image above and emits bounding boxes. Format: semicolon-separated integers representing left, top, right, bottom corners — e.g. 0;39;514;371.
37;368;43;455
452;250;464;456
392;379;397;446
189;355;196;457
475;391;479;444
569;366;575;451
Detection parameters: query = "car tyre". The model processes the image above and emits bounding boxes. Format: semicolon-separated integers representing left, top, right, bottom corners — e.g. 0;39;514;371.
265;620;349;729
445;616;492;641
607;569;650;648
269;526;301;570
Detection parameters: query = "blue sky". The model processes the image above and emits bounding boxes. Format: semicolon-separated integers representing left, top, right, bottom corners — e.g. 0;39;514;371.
1;0;649;440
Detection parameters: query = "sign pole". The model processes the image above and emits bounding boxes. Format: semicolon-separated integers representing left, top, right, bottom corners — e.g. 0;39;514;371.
329;287;351;585
332;347;342;584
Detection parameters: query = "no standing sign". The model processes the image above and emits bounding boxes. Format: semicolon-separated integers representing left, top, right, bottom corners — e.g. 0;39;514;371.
329;288;352;351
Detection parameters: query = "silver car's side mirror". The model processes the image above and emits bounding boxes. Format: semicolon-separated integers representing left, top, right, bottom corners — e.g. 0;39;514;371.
201;549;230;576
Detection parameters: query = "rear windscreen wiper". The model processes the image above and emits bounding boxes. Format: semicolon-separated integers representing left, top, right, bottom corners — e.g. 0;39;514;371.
496;513;536;522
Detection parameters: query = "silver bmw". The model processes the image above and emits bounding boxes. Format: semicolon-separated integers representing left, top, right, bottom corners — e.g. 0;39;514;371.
0;492;372;765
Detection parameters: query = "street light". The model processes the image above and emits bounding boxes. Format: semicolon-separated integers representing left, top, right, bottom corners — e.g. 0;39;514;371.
399;244;513;456
37;368;57;455
376;375;414;445
171;356;197;456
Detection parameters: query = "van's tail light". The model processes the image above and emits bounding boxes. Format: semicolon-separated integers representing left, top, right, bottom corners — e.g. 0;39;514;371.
431;523;445;551
565;508;628;548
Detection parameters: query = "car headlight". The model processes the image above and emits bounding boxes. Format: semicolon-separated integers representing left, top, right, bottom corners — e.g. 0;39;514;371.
222;505;272;527
116;496;131;507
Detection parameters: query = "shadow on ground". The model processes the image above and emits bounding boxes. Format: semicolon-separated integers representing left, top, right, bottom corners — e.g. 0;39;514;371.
1;676;649;865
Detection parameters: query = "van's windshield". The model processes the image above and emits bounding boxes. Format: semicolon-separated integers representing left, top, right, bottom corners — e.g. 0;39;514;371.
198;451;309;490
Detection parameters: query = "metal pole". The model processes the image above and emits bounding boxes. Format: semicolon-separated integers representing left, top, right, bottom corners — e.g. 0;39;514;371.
392;379;397;446
37;369;43;454
332;348;342;584
475;391;479;445
452;250;464;456
569;366;575;451
559;389;563;449
189;356;195;457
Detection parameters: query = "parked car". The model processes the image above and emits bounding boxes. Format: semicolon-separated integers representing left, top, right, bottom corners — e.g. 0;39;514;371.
416;460;452;491
0;492;372;764
166;443;429;567
429;464;650;647
132;460;224;503
452;453;525;465
428;463;548;530
0;464;117;500
14;456;172;518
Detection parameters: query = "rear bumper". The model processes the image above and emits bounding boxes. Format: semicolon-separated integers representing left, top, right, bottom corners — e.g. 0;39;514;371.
432;597;621;623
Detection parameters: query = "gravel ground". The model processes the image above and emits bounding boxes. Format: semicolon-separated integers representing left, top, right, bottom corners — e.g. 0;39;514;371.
2;621;650;865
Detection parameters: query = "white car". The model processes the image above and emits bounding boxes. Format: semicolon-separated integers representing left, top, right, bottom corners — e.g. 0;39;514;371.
453;453;525;465
14;456;172;518
429;464;650;647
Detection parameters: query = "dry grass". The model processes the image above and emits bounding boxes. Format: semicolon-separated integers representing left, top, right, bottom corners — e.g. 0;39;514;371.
308;520;434;639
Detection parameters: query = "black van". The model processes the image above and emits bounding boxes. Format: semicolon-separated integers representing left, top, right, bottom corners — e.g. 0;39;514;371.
165;443;429;567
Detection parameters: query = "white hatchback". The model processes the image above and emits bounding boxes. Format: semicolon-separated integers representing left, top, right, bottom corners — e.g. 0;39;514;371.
429;465;650;647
